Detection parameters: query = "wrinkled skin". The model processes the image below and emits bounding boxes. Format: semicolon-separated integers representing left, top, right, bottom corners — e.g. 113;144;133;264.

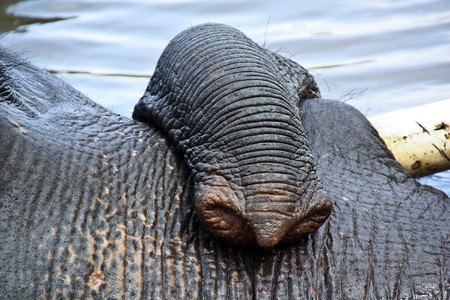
133;24;332;249
0;27;448;299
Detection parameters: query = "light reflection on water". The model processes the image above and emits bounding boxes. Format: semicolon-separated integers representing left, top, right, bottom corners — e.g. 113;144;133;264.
0;0;449;195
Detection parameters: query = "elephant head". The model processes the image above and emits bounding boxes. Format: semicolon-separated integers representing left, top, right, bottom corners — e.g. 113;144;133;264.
0;24;447;299
132;23;332;249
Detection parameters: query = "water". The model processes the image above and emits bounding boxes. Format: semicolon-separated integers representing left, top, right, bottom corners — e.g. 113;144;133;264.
1;0;449;195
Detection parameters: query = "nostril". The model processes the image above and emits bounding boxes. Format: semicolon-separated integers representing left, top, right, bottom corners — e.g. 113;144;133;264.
194;184;333;248
284;200;333;242
198;202;240;231
196;197;255;245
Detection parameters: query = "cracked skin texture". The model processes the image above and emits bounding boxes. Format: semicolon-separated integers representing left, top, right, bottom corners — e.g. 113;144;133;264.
132;23;332;249
0;23;449;299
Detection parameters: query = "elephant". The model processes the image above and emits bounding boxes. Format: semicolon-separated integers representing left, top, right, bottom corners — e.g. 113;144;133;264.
0;23;448;299
132;23;332;249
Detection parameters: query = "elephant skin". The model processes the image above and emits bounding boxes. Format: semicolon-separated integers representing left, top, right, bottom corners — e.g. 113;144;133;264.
133;23;332;249
0;24;448;299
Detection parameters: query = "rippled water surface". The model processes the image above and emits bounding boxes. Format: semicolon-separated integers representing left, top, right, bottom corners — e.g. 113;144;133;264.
1;0;449;194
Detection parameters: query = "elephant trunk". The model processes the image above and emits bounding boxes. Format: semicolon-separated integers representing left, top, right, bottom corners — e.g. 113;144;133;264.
133;23;332;248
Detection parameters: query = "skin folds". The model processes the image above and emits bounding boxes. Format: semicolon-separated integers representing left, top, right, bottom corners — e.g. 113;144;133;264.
1;25;447;298
133;23;332;249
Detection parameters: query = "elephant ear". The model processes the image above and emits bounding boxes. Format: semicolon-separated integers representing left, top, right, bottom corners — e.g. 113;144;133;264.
0;47;187;298
1;46;448;299
241;99;449;299
287;98;449;299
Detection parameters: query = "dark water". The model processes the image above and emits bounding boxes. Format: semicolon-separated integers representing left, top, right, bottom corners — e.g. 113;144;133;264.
1;0;449;194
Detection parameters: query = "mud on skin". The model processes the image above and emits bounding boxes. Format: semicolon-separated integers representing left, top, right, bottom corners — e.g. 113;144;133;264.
132;23;333;249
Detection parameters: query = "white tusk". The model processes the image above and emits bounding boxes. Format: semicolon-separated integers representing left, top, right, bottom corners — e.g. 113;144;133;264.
369;99;450;177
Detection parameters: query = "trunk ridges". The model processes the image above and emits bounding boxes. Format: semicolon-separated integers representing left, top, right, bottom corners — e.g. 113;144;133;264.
1;35;447;299
133;23;330;248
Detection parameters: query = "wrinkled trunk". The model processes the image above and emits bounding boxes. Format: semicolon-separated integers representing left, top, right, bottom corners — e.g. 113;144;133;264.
133;23;332;248
1;39;448;299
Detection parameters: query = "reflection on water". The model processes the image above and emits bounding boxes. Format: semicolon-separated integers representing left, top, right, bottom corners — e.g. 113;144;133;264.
0;0;73;34
0;0;449;194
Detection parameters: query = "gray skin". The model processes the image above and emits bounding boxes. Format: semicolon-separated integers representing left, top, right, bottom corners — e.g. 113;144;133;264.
132;23;332;249
0;23;448;299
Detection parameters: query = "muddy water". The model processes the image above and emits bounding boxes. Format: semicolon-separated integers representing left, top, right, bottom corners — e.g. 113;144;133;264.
1;0;449;194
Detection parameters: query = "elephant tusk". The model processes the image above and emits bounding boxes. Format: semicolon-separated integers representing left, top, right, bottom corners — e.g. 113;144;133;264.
369;98;450;177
